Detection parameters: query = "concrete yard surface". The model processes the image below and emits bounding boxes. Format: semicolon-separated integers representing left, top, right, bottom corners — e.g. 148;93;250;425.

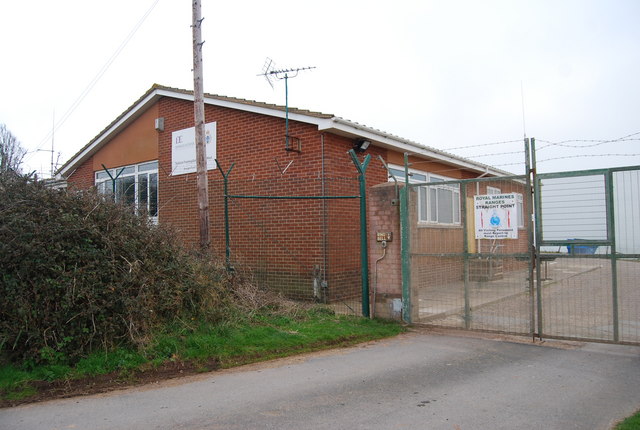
1;330;639;430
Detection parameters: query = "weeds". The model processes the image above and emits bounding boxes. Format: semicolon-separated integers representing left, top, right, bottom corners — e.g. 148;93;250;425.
0;308;404;403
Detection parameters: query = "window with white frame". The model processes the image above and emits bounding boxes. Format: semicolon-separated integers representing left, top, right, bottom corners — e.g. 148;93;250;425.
486;186;501;195
388;167;427;183
388;165;460;225
95;161;158;220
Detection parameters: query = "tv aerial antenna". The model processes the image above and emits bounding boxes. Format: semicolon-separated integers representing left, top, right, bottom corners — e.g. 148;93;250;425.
258;58;316;151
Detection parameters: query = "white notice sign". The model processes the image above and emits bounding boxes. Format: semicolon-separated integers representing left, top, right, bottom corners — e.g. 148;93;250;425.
474;193;518;239
171;122;217;175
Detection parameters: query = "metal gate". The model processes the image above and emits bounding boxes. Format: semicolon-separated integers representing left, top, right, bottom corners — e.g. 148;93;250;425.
402;155;640;344
534;166;640;343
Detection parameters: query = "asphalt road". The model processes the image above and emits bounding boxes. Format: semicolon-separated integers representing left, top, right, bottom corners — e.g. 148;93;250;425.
2;330;639;430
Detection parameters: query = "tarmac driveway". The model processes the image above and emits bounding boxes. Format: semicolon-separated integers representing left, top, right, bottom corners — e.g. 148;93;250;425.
1;330;639;430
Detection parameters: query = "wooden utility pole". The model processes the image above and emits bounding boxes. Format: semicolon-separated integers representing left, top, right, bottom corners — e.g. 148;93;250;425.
192;0;210;250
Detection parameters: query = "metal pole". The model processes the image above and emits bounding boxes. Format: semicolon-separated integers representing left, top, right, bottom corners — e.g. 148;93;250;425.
101;164;124;200
606;171;619;341
524;138;536;340
223;174;231;269
348;149;371;318
531;137;544;338
462;182;470;329
284;74;289;150
215;160;235;270
192;0;210;250
401;152;412;323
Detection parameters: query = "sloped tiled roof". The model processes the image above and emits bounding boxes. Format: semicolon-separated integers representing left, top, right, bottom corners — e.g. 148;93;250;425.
154;84;335;119
58;84;512;178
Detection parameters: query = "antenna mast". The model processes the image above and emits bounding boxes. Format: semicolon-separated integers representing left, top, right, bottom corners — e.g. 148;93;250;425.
35;110;56;178
258;58;315;151
521;81;527;139
51;110;55;177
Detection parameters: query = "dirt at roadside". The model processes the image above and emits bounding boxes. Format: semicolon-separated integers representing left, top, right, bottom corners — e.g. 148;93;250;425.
0;335;386;408
1;329;583;409
0;358;219;408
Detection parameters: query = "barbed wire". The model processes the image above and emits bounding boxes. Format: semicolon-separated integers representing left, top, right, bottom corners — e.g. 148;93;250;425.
536;153;640;163
400;157;523;175
402;150;639;171
491;161;526;167
455;150;524;159
417;131;640;156
537;131;640;150
443;139;523;151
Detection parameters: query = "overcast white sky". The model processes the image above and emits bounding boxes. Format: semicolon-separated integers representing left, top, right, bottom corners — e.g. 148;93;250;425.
1;0;639;177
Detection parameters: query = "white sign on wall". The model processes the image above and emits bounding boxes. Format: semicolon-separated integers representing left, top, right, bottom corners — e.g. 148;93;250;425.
474;193;518;239
171;122;217;175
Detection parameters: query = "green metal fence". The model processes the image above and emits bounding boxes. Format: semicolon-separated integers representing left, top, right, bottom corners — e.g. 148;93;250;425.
213;150;371;317
534;166;640;343
402;146;640;344
403;175;534;335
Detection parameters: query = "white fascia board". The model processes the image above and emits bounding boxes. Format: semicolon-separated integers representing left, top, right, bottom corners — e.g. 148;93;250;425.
59;90;162;177
318;117;510;176
203;94;325;125
60;88;325;177
174;90;327;125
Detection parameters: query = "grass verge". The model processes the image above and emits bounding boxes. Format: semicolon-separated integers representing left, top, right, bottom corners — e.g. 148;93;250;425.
615;410;640;430
0;307;404;406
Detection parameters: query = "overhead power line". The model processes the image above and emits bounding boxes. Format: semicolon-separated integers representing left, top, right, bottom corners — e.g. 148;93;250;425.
25;0;161;164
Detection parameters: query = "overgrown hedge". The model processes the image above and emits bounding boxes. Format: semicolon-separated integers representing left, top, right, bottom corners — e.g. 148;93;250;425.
0;172;230;365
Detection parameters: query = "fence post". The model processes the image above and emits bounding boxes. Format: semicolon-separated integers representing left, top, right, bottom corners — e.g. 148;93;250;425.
461;182;470;329
524;138;536;340
605;171;619;342
531;137;544;338
215;159;235;270
348;149;371;318
101;164;125;200
401;152;412;323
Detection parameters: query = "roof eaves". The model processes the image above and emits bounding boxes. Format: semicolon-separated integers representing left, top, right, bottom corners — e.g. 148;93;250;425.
58;85;164;177
59;84;511;179
322;117;512;176
59;85;334;177
154;84;334;119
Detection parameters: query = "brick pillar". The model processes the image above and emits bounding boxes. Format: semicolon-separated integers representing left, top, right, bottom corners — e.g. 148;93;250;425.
368;182;404;319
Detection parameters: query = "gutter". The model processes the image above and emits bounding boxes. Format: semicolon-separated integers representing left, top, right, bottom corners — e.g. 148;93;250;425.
325;117;512;177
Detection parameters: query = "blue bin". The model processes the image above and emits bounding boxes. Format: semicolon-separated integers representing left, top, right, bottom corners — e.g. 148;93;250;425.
566;240;598;255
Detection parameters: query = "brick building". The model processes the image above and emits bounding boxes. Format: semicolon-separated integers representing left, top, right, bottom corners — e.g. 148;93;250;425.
58;84;518;311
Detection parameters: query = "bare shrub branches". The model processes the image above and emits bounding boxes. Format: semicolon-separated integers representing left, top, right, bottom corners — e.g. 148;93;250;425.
0;124;26;173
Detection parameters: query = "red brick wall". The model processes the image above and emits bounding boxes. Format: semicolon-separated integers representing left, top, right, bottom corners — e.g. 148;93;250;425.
153;97;385;302
66;94;523;309
367;182;404;318
66;97;383;303
66;155;96;190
